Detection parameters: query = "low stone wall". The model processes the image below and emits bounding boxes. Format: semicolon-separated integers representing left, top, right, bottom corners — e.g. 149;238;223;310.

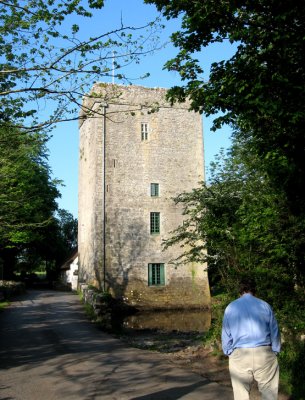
0;280;26;300
79;284;111;315
79;283;135;330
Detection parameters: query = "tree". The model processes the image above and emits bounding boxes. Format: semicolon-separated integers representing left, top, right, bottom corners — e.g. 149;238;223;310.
0;0;162;131
0;125;60;278
0;0;162;276
164;135;305;396
145;3;305;393
165;134;305;325
11;209;78;282
145;0;305;214
56;209;78;254
49;209;78;274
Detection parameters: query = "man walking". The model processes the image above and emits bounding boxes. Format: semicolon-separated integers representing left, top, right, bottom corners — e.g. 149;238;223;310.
222;278;281;400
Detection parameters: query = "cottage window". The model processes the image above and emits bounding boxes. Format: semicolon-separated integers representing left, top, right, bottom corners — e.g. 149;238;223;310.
141;123;148;140
148;263;165;286
150;212;160;234
150;183;159;197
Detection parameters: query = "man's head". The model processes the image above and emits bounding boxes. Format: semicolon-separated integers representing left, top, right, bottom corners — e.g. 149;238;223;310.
239;278;256;295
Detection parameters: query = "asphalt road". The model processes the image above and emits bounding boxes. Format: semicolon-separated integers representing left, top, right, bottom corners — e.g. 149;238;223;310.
0;290;233;400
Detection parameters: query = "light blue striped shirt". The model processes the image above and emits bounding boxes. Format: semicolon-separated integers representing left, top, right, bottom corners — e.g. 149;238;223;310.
222;293;281;356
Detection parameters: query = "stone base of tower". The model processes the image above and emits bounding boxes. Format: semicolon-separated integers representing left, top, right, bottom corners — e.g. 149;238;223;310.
107;276;211;310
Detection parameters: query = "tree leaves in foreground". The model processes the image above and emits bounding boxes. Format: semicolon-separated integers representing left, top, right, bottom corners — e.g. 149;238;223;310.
164;135;305;334
164;136;305;395
0;0;163;131
145;0;305;215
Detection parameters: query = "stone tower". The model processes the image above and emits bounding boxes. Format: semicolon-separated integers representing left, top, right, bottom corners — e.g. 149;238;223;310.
78;83;210;309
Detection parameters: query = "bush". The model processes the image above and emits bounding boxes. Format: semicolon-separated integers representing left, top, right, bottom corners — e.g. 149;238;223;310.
279;339;305;399
201;292;230;350
0;280;25;299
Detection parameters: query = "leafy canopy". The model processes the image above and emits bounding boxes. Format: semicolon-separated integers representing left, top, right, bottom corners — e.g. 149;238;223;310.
145;0;305;213
165;134;305;328
0;124;61;277
0;125;59;249
1;0;162;130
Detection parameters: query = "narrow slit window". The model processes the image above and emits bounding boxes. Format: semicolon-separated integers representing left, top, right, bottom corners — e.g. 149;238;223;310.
148;263;165;286
141;123;148;141
150;183;159;197
150;212;160;234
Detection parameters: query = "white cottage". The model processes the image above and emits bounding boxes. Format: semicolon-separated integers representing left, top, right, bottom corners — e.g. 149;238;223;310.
60;250;78;291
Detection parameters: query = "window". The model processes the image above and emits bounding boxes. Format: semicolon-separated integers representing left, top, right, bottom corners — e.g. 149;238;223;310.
148;263;165;286
150;183;159;197
150;212;160;234
141;123;148;140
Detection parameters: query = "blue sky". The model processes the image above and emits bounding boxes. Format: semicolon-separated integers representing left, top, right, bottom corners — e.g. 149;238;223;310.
47;0;234;218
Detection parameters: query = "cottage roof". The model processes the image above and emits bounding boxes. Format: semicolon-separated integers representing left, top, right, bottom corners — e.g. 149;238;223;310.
60;249;78;271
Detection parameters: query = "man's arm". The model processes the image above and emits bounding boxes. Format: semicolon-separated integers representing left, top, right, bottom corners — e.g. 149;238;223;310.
222;312;233;356
269;308;281;353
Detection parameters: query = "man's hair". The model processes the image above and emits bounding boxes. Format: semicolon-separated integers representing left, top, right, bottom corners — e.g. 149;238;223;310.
239;278;256;295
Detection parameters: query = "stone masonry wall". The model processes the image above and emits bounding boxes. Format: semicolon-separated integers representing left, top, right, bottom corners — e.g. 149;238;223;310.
78;102;104;287
78;84;210;309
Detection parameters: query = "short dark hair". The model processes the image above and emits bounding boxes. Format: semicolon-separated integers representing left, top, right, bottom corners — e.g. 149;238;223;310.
239;278;256;295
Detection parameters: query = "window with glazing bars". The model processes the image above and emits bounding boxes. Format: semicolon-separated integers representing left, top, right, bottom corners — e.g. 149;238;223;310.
150;183;159;197
148;263;165;286
150;212;160;234
141;123;148;140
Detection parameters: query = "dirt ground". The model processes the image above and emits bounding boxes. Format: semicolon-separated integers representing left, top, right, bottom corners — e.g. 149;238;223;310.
120;329;290;400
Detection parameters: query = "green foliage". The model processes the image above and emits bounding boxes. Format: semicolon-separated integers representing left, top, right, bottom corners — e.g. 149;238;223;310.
146;0;305;214
202;293;230;350
164;135;305;396
53;209;78;259
38;209;78;280
166;134;305;328
0;125;59;248
83;301;98;322
79;288;115;332
85;286;113;304
0;280;26;299
0;122;79;279
0;300;10;311
279;339;305;399
146;1;305;395
0;0;162;130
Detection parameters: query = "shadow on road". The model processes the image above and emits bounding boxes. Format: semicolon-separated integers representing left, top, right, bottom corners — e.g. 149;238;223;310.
0;290;232;400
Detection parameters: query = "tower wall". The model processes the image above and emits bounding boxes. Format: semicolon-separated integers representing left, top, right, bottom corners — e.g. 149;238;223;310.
79;84;210;309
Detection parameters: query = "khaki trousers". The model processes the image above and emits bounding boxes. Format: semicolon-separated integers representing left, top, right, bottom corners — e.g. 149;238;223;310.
229;346;279;400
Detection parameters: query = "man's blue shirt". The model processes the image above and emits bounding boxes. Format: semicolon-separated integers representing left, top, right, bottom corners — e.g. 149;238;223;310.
222;293;281;356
